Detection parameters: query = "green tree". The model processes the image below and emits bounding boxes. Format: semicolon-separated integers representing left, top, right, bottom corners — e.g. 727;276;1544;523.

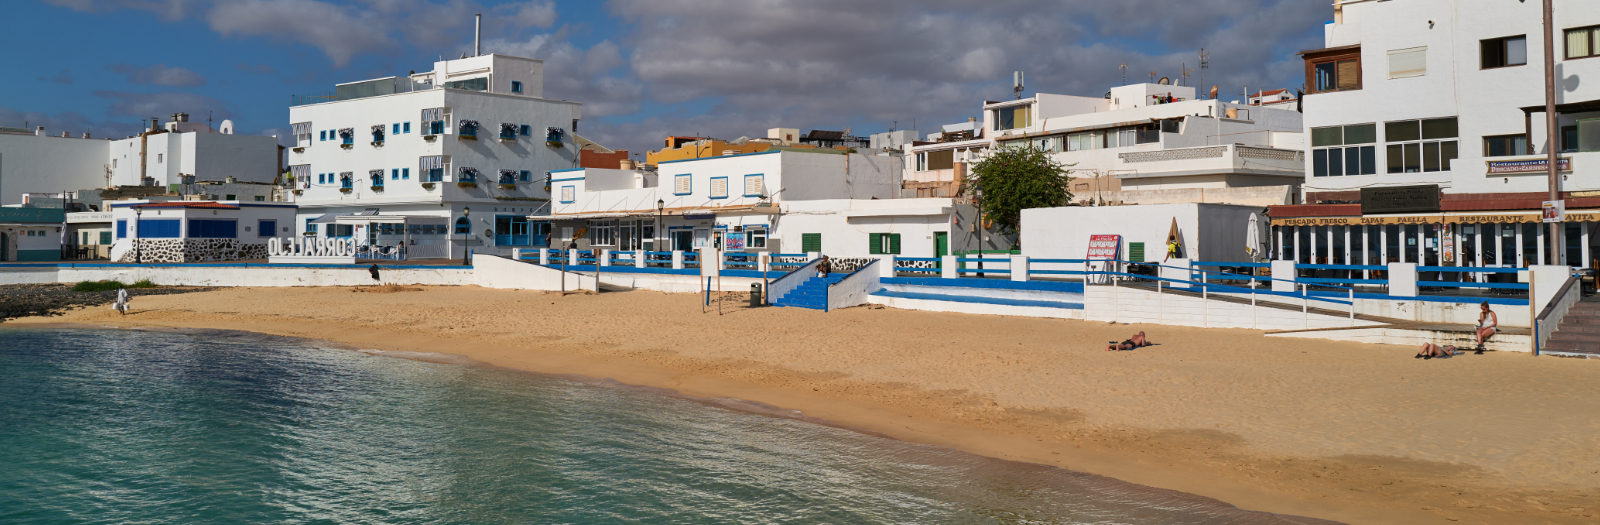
967;145;1072;235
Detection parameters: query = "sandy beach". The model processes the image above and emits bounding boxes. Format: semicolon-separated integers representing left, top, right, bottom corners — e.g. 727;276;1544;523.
11;285;1598;524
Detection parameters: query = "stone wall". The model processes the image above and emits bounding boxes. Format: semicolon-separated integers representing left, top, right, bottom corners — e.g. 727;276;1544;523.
115;239;270;263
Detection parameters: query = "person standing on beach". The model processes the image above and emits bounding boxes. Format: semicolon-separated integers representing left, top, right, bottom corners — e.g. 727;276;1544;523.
113;286;129;315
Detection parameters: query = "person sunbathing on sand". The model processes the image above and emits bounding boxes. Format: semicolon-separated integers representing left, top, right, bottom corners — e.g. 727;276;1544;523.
1416;342;1457;359
1107;331;1151;351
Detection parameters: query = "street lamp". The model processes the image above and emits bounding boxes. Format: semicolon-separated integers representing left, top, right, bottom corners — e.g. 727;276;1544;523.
656;198;665;253
973;185;984;272
461;206;470;265
133;205;143;264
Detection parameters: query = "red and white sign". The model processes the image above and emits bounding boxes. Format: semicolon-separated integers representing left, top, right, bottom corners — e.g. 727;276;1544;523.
1087;234;1122;260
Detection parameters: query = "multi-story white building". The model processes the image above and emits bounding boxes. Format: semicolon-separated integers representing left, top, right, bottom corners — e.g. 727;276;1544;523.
0;116;279;208
285;53;582;259
905;83;1306;207
543;149;986;257
1271;0;1600;268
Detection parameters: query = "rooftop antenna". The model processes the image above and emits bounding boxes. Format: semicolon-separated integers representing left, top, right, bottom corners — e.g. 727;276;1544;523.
1149;70;1158;83
1119;64;1127;86
1013;71;1025;99
1180;63;1193;87
1198;49;1210;91
474;13;481;57
207;111;213;128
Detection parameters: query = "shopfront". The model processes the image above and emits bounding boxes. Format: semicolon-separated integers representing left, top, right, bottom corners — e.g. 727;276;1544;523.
1271;211;1600;271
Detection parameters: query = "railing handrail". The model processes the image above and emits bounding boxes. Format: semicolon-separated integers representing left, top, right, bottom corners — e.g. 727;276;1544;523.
1091;270;1354;306
1537;272;1582;321
1114;259;1358;292
1416;266;1522;273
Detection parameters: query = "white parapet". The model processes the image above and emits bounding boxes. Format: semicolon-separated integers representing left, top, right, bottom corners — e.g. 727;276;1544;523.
1160;258;1189;288
1271;260;1296;292
672;250;684;269
600;249;611;266
941;255;958;279
539;248;550;265
1011;255;1029;282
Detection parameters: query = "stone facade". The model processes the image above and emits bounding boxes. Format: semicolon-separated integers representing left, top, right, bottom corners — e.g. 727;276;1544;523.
116;239;270;263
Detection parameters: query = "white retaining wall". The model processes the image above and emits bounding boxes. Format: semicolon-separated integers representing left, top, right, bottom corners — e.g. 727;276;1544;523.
868;294;1085;319
1084;284;1383;331
0;265;472;287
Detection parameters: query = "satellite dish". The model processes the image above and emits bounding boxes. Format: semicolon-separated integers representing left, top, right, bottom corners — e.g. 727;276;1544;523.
1158;77;1171;85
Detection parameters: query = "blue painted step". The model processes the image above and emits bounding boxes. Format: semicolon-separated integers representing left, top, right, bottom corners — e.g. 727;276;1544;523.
772;274;846;310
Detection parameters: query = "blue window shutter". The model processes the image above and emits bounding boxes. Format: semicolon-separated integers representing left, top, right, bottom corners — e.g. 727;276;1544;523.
403;168;410;179
320;131;326;141
404;122;410;133
116;220;127;239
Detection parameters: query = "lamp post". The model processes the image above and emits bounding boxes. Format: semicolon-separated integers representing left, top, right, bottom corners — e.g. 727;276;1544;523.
461;206;470;265
973;185;984;272
133;206;143;264
657;198;665;253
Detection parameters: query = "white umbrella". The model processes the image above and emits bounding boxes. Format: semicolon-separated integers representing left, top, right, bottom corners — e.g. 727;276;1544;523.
1246;213;1261;261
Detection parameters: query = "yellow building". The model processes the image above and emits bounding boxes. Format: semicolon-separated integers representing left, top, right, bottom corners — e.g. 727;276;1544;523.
644;136;774;166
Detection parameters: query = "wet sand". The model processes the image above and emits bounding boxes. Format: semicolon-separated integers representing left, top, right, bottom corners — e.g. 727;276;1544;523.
13;285;1600;524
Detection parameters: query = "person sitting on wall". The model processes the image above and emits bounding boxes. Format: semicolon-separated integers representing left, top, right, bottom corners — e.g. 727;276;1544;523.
1474;302;1497;353
1416;342;1458;359
1107;332;1152;351
816;255;832;278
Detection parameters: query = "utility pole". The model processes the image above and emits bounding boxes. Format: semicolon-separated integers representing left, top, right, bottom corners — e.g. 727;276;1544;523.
1544;0;1561;265
1199;49;1209;94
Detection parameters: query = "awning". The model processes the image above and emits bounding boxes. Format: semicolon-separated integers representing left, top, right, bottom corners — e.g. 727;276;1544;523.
309;213;341;224
329;214;448;225
1271;209;1600;226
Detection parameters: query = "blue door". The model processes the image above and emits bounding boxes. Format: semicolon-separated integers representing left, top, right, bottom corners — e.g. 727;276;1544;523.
494;215;530;246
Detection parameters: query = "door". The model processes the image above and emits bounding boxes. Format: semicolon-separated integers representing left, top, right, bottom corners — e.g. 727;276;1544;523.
367;225;378;246
0;232;8;261
694;228;711;250
619;222;634;251
934;232;948;267
673;230;693;251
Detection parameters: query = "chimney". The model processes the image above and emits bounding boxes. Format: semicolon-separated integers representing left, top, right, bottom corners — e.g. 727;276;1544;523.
474;13;481;57
35;126;44;136
150;118;161;132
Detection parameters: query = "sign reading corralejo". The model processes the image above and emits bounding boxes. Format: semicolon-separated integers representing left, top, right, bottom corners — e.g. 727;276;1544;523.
1487;157;1571;174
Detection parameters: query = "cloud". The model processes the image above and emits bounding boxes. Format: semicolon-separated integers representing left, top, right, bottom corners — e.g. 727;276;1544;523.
93;91;233;120
485;33;642;118
236;63;276;75
41;0;202;21
106;63;207;87
36;69;73;84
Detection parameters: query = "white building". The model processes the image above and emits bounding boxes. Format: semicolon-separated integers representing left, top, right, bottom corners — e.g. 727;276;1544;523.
544;149;985;257
1272;0;1600;268
285;53;581;259
0;116;280;208
107;201;298;263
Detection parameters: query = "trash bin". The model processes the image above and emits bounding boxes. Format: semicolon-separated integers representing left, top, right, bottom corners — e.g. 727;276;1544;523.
750;283;763;307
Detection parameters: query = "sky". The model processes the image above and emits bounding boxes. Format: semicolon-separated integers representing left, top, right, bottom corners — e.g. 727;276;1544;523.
5;0;1329;158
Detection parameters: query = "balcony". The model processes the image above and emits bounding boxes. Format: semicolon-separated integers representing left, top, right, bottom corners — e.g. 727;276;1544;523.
290;76;431;107
1114;144;1304;180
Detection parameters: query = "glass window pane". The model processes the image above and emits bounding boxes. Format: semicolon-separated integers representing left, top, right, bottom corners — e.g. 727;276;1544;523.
1361;146;1377;175
1441;140;1458;170
1387;120;1421;142
1487;137;1508;157
1315;62;1337;91
1507;36;1528;65
1423;141;1441;172
1568;28;1592;59
1328;146;1344;176
1387;144;1405;173
1421;117;1458;139
1404;143;1422;172
1343;123;1377;144
1314;149;1329;177
1311;127;1343;147
1345;147;1362;176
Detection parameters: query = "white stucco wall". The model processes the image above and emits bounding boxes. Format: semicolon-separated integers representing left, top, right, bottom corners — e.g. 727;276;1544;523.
0;133;109;206
1021;203;1265;263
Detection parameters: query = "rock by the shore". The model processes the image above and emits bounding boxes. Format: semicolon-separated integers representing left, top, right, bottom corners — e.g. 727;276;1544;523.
0;284;213;322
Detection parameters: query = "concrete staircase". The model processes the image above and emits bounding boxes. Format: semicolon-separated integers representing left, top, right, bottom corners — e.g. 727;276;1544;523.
1543;298;1600;357
771;274;845;310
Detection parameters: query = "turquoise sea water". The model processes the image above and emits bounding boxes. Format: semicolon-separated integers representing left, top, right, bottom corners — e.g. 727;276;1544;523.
0;328;1331;524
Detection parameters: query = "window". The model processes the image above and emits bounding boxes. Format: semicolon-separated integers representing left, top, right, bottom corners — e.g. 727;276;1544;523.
560;186;575;203
458;167;478;183
1311;123;1378;177
254;196;265;202
925;150;954;171
258;220;276;238
156;153;163;163
495;215;530;246
320;130;327;141
421;155;444;182
340;129;354;145
392;168;400;180
113;159;117;168
801;233;822;253
304;218;317;235
444;77;488;91
1482;36;1528;69
674;174;691;195
1388;47;1426;78
745;228;767;249
188;220;237;239
340;173;353;189
116;220;127;239
1562;126;1579;152
1568;26;1599;59
590;220;616;246
709;177;728;199
500;123;517;140
403;168;410;180
100;231;112;244
1068;131;1105;152
499;170;516;185
1386;117;1459;173
1484;134;1529;157
868;233;901;255
371;171;384;187
403;122;410;133
1310;55;1361;92
393;123;400;134
138;219;180;238
328;224;353;238
225;194;236;201
511;81;523;93
520;125;531;136
994;105;1031;131
520;170;532;182
743;174;765;197
294;122;312;147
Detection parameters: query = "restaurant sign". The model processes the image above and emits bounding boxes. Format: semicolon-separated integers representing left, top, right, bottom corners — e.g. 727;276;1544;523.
1361;185;1439;214
1486;157;1571;175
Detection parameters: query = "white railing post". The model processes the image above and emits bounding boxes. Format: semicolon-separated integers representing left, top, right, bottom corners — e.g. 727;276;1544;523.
600;249;611;267
569;249;579;267
879;255;896;279
539;248;550;265
636;250;647;268
1011;255;1029;282
717;252;726;271
1349;288;1356;325
1251;290;1257;329
672;250;684;270
1157;280;1163;325
1202;284;1208;328
510;248;521;261
941;255;958;279
1302;283;1309;328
